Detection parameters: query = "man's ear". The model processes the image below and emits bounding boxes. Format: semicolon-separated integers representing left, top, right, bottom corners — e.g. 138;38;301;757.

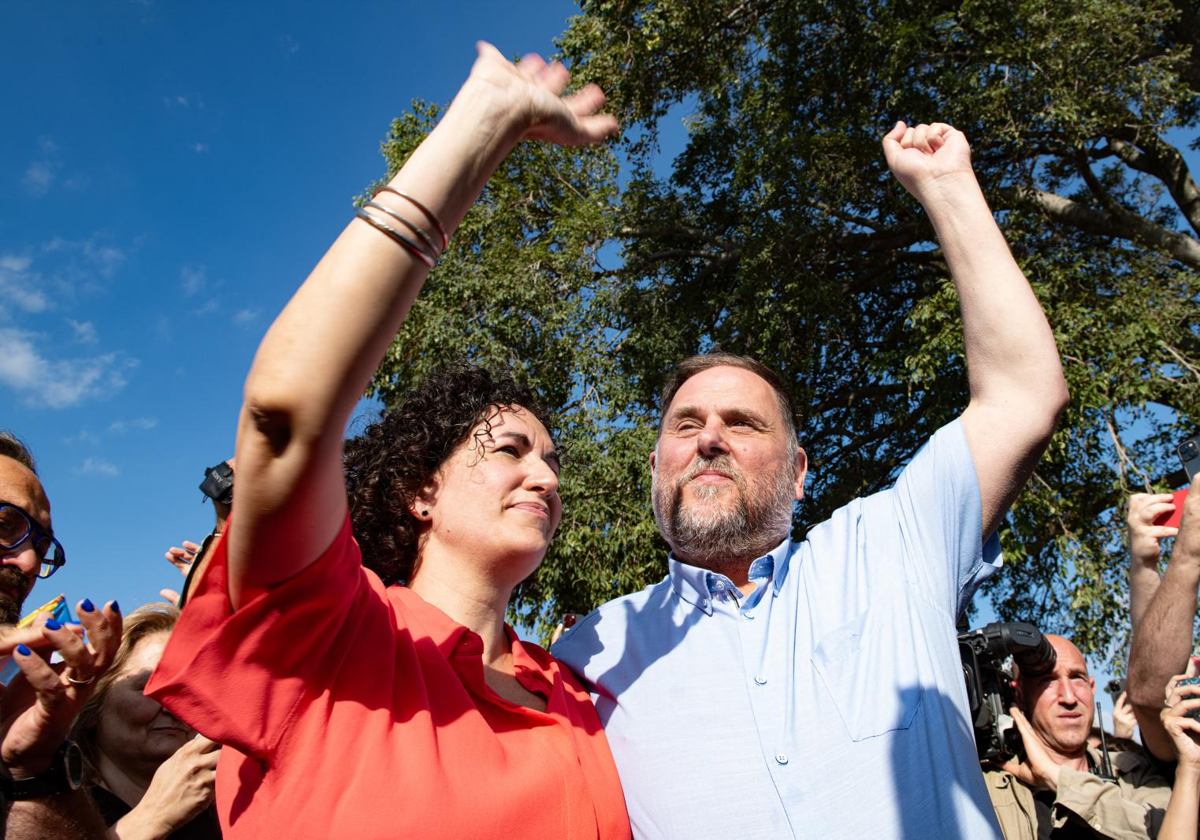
649;448;657;471
793;446;808;502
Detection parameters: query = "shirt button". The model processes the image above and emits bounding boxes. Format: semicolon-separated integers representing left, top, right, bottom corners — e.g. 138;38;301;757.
775;754;789;765
754;675;767;685
743;612;754;620
701;598;709;607
713;581;726;592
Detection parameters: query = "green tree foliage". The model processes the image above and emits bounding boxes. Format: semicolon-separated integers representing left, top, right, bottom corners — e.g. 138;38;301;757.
368;1;1200;655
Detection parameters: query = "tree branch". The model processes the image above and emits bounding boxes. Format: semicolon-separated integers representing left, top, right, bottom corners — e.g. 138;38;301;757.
1106;132;1200;238
1010;186;1200;270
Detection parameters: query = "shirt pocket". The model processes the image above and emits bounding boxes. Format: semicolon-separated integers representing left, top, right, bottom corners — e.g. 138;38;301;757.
810;600;923;741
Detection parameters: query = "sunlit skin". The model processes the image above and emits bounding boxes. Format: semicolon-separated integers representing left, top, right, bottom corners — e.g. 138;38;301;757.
410;405;561;591
0;457;50;612
651;366;806;587
1019;635;1096;769
407;405;561;712
95;633;196;805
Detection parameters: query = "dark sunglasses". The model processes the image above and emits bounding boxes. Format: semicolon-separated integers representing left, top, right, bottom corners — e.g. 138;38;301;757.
0;503;66;579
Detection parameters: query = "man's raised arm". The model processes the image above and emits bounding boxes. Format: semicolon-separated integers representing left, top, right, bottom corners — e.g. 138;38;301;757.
883;122;1068;537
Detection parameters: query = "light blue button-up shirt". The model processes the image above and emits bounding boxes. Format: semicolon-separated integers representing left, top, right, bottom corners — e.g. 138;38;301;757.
554;420;1003;839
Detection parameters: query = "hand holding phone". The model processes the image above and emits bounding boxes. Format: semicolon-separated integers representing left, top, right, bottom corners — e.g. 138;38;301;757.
1152;488;1190;529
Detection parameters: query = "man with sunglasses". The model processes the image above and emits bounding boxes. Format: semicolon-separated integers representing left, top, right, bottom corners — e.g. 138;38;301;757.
0;430;124;839
0;432;64;623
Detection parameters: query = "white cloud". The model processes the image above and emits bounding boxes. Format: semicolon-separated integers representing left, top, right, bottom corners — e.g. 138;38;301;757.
282;34;299;56
78;457;120;477
191;142;209;153
20;137;81;198
107;417;157;434
67;319;98;345
194;297;220;316
0;328;135;408
180;265;206;297
22;161;55;197
42;238;127;279
233;308;258;325
0;255;50;314
63;429;101;446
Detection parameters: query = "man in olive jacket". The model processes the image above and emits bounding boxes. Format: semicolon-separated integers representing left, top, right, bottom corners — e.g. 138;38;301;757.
986;635;1170;839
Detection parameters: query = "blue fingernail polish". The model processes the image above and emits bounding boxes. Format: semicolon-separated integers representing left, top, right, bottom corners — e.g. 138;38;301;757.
15;644;31;656
111;601;120;614
44;619;61;631
81;599;94;613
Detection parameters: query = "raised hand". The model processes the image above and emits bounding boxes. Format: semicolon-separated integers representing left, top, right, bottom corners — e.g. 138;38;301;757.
1128;493;1179;565
1112;691;1137;739
165;541;201;574
881;121;975;204
1162;678;1200;767
0;599;121;778
460;41;618;148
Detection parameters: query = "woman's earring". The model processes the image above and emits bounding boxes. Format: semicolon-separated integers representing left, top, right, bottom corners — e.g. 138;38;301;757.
421;510;429;517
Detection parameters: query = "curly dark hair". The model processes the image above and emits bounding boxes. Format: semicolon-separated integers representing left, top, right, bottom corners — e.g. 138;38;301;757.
344;363;553;586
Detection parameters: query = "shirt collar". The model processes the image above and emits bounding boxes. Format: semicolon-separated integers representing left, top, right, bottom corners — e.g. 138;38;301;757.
668;535;793;614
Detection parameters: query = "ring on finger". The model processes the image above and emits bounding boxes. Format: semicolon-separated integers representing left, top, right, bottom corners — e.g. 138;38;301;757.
65;673;95;686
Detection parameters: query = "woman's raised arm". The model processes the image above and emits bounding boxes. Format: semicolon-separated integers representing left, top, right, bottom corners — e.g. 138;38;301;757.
227;43;616;608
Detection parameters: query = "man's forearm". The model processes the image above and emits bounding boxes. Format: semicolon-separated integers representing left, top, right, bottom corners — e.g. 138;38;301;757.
1129;557;1200;709
7;791;108;840
1130;559;1162;633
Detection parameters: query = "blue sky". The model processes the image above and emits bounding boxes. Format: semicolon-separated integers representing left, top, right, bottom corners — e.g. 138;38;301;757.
2;0;583;617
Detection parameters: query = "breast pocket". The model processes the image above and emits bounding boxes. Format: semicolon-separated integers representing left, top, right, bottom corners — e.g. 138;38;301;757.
811;599;924;741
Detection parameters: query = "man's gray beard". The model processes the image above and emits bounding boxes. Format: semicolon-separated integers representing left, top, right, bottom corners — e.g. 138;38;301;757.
652;453;796;571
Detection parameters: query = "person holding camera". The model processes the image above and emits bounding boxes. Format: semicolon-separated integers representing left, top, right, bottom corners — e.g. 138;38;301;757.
985;634;1171;839
1129;487;1200;763
161;459;235;608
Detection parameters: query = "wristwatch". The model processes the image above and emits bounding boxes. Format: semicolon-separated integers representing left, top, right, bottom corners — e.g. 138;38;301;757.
0;740;84;799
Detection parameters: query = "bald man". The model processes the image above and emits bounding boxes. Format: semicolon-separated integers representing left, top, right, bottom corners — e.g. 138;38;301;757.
985;635;1170;839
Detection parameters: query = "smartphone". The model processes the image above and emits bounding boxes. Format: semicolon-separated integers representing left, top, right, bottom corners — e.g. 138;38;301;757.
1176;676;1200;720
1153;488;1190;528
1178;435;1200;483
1106;677;1125;705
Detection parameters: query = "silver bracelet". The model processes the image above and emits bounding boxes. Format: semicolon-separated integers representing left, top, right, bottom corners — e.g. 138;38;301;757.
374;186;449;252
353;208;435;267
363;200;440;264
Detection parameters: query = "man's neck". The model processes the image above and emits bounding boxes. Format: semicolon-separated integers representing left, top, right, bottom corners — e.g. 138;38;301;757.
1042;743;1089;774
672;534;786;593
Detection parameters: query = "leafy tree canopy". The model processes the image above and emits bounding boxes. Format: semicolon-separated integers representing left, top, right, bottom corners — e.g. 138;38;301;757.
366;0;1200;659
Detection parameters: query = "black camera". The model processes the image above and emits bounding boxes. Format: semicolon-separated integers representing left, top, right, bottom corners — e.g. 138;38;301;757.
959;621;1056;762
199;460;234;506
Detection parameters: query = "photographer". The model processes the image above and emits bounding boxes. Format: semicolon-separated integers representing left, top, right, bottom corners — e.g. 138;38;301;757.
161;459;234;608
985;635;1171;839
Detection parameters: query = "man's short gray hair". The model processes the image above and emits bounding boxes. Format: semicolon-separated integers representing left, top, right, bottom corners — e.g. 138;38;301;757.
0;431;37;475
657;353;799;453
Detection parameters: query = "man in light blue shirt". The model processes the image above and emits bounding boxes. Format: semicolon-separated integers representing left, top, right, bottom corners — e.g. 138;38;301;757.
553;121;1069;838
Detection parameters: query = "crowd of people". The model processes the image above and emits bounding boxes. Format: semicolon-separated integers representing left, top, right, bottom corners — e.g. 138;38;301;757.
1;40;1199;839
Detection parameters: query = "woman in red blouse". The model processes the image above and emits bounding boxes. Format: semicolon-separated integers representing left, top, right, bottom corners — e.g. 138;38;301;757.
146;43;629;839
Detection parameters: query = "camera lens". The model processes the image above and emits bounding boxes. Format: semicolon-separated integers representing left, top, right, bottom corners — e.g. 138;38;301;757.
1183;442;1199;460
